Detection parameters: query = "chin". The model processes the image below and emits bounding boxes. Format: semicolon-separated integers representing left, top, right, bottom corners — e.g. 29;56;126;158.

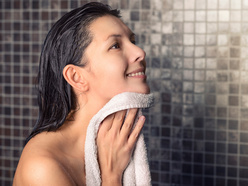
140;84;150;94
140;88;150;94
130;85;150;94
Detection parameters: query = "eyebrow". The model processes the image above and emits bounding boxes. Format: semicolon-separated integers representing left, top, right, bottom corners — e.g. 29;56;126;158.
106;32;136;41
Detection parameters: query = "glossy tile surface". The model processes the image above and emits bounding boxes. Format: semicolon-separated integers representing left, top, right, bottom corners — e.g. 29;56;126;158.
1;0;248;185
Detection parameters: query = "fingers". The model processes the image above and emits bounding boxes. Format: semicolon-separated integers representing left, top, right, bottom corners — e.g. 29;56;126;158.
98;114;115;136
119;108;138;137
99;110;126;131
96;108;146;177
111;110;126;132
128;115;145;146
99;108;144;144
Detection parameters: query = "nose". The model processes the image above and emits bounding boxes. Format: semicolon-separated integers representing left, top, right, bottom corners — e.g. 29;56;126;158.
128;43;146;64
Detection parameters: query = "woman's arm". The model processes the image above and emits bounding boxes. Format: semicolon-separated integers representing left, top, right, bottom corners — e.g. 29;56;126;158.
97;108;145;186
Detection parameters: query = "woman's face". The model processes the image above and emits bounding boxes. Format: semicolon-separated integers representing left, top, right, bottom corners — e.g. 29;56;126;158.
82;15;150;103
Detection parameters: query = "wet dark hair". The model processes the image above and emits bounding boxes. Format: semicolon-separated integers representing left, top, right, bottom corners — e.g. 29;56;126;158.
26;2;121;143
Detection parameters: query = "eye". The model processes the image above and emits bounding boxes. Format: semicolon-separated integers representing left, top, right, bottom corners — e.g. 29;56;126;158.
110;43;120;49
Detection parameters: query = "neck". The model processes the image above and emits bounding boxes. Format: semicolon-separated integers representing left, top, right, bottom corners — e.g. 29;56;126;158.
57;93;109;157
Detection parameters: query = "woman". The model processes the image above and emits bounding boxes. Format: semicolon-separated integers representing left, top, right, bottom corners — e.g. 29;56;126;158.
13;2;150;185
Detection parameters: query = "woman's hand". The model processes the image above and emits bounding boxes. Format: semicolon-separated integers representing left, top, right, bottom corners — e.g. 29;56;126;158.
96;108;145;185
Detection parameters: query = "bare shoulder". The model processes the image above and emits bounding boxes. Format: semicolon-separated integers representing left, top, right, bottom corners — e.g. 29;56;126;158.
13;133;75;186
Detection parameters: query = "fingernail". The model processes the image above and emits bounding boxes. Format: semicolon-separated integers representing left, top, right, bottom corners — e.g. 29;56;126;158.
140;116;145;121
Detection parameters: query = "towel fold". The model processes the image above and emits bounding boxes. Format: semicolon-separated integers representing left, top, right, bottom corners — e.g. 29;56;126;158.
85;92;153;186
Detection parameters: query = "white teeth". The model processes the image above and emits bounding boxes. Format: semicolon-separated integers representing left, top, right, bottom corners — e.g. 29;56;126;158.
127;72;145;77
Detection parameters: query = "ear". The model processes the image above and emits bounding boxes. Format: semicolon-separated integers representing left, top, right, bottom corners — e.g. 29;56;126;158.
63;64;89;92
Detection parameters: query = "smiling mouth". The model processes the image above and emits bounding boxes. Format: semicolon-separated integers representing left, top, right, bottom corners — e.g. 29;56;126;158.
127;71;145;77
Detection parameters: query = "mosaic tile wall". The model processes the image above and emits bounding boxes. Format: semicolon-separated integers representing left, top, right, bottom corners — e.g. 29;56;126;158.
1;0;248;185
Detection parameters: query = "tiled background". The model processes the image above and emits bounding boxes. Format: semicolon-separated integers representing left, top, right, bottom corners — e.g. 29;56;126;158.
1;0;248;185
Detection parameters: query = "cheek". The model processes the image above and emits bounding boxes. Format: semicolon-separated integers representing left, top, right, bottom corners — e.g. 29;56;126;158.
91;64;125;91
100;60;126;79
89;56;128;91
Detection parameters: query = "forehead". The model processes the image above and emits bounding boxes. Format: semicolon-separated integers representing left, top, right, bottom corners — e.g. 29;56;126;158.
88;15;132;41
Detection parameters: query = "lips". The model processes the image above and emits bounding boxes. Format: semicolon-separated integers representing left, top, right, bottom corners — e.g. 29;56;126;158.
126;68;146;77
127;71;145;77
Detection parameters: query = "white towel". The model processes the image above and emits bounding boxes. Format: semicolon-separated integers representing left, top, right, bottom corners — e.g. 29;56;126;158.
85;92;153;186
